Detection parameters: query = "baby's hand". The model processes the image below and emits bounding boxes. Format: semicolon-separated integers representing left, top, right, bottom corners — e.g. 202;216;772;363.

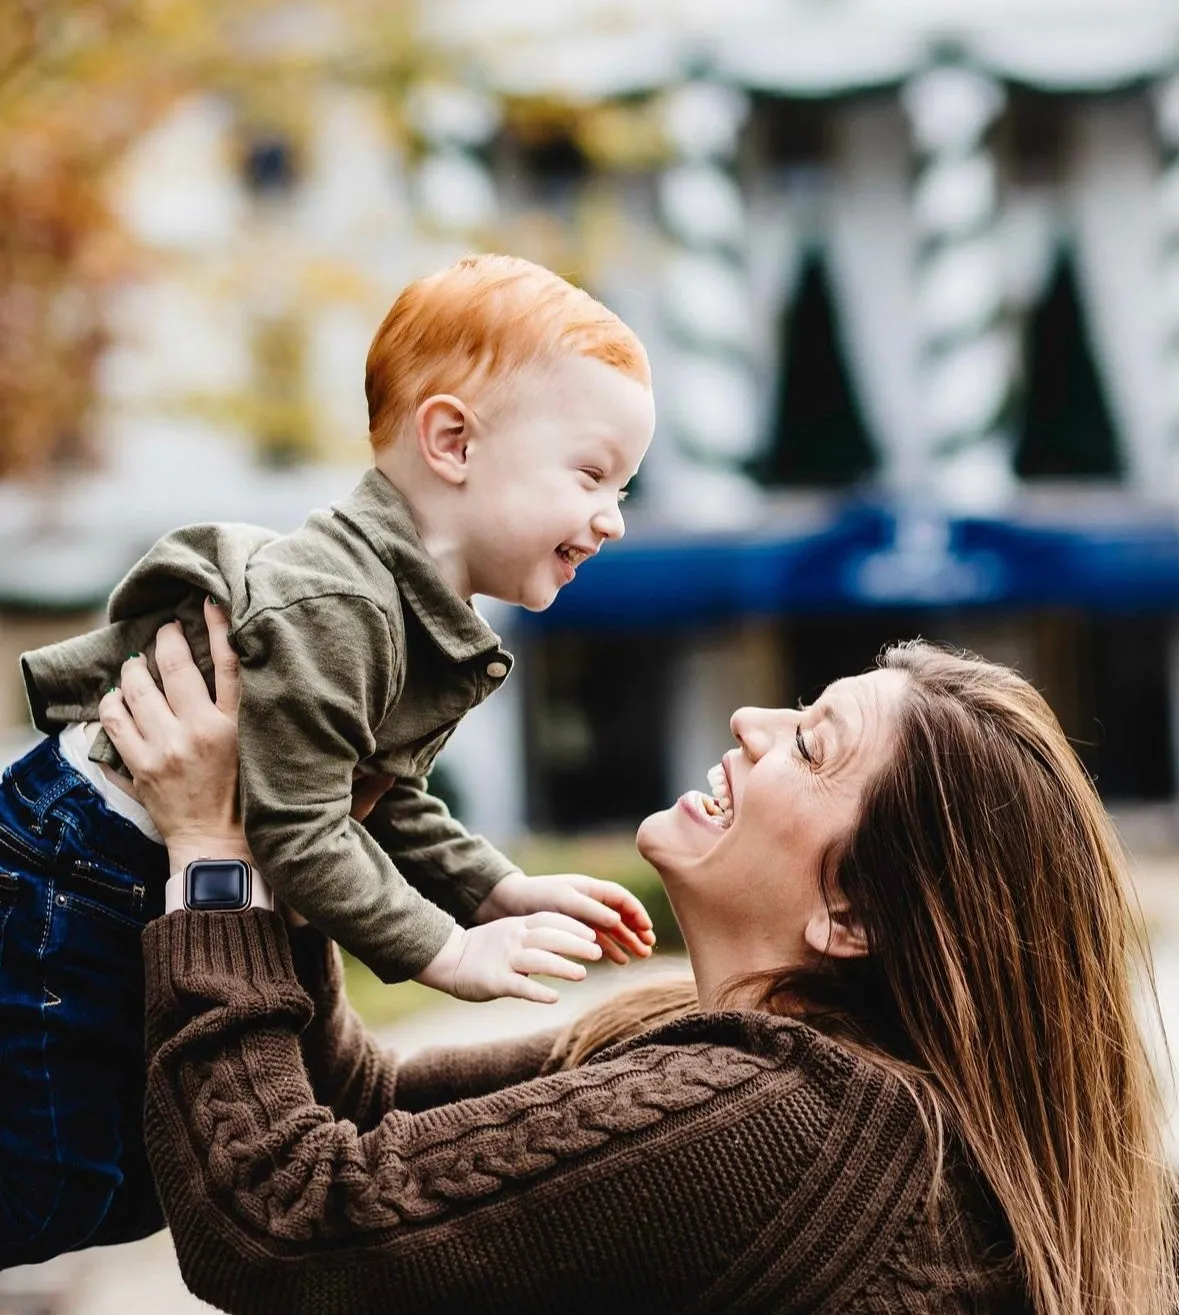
415;916;602;1004
475;872;656;965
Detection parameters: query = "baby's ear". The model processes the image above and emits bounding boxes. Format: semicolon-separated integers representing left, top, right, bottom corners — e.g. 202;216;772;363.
803;902;869;960
416;394;473;484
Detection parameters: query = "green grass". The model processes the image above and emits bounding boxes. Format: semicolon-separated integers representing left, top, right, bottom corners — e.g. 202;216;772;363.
342;830;681;1027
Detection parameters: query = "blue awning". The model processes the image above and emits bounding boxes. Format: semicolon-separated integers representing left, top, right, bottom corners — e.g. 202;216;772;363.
522;498;1179;631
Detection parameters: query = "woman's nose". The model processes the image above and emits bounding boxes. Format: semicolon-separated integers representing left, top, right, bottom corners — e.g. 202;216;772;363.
730;706;775;760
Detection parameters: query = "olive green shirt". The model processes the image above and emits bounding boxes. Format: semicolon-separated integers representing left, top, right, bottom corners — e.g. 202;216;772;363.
21;468;519;980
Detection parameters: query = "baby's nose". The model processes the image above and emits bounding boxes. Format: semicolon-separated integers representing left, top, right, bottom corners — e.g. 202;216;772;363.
592;502;625;541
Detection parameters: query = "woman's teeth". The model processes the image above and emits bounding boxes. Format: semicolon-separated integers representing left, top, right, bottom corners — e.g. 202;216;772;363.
703;765;734;828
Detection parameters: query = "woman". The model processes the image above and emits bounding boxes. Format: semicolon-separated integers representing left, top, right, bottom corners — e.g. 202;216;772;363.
102;608;1177;1314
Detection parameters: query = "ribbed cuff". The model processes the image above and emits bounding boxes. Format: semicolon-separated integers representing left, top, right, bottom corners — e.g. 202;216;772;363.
144;909;294;989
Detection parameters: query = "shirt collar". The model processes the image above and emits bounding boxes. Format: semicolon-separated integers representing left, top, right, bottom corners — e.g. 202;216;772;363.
333;468;504;663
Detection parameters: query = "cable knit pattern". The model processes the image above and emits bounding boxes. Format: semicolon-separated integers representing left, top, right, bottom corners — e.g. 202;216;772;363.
142;912;1028;1315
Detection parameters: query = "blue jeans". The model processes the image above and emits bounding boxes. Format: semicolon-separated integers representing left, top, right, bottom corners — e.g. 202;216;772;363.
0;736;167;1268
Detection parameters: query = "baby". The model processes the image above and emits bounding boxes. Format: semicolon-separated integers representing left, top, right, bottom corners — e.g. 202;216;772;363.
0;254;655;1268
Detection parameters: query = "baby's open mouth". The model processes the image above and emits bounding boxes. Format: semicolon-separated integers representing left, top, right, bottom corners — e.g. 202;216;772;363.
556;545;592;567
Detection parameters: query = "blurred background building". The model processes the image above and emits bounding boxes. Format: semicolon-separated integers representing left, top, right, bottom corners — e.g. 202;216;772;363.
4;0;1179;849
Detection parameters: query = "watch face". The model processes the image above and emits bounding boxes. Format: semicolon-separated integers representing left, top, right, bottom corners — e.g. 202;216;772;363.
185;860;250;911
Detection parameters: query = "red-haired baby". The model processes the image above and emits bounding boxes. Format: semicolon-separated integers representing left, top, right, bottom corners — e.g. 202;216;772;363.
1;255;655;1267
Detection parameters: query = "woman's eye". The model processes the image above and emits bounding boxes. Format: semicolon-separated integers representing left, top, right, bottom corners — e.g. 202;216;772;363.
795;725;814;764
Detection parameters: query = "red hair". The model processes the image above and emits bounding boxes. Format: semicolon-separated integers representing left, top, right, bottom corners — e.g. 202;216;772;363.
365;254;650;449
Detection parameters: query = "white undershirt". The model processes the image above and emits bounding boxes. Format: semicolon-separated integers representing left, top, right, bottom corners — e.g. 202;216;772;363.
58;721;164;845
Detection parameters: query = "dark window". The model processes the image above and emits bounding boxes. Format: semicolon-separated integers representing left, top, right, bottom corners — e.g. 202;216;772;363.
751;94;828;168
1014;253;1122;479
509;121;589;206
789;611;1173;803
785;614;929;708
756;256;879;488
242;135;299;194
525;632;671;830
1000;89;1068;186
1074;616;1174;801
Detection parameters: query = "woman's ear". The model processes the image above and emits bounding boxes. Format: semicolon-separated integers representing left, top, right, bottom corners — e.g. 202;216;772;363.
416;394;475;485
803;902;869;960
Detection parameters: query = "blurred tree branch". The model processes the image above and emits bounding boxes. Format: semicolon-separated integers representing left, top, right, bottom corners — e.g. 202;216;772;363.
0;0;417;479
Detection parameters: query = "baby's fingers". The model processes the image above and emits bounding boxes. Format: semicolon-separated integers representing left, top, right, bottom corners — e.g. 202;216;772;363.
511;948;590;982
608;921;655;958
502;976;561;1005
524;926;603;962
595;881;655;937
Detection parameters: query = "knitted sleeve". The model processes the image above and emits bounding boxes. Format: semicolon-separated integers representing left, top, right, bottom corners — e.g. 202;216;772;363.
287;923;559;1127
143;912;933;1315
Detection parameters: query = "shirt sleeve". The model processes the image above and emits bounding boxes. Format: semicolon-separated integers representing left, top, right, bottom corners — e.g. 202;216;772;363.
361;776;519;924
233;595;454;982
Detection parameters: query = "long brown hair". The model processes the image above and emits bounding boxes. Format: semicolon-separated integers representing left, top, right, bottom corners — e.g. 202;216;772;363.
553;642;1177;1315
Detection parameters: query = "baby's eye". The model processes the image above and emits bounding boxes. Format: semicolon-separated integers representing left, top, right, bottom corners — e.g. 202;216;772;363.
581;468;605;484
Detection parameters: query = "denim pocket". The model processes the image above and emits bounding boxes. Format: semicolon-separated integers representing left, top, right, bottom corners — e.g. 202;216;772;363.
0;820;55;877
55;861;145;927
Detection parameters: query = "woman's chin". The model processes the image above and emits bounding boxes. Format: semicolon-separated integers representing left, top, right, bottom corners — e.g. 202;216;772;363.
636;798;723;871
634;810;667;865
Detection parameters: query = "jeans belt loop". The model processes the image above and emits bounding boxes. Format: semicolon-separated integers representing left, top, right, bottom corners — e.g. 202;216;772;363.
32;772;84;836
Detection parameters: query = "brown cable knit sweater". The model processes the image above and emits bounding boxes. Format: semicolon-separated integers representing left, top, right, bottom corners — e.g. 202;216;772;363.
141;912;1028;1315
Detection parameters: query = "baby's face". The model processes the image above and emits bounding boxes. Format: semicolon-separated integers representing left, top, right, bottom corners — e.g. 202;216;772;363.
461;355;654;611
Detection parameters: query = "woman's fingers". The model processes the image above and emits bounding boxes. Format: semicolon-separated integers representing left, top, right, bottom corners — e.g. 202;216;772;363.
118;653;177;741
153;621;212;718
204;598;240;715
97;687;146;768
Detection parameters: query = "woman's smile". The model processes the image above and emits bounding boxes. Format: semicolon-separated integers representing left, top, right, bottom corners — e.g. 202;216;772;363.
678;790;729;833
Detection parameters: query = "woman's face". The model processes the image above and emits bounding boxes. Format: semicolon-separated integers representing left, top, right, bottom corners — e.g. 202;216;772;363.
637;668;908;970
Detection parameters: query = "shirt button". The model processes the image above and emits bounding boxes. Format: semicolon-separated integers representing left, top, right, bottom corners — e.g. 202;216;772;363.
486;660;508;679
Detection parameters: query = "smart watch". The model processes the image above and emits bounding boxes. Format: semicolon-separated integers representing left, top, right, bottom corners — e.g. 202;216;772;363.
165;859;273;914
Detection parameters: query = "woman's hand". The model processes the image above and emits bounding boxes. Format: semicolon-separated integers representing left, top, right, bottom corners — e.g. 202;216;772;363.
98;598;247;872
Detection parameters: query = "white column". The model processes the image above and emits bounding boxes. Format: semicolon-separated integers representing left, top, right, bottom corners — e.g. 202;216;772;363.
903;62;1017;510
405;80;501;260
656;78;762;520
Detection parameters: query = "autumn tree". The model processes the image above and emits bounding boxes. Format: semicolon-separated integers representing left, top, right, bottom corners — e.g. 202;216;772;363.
0;0;415;479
